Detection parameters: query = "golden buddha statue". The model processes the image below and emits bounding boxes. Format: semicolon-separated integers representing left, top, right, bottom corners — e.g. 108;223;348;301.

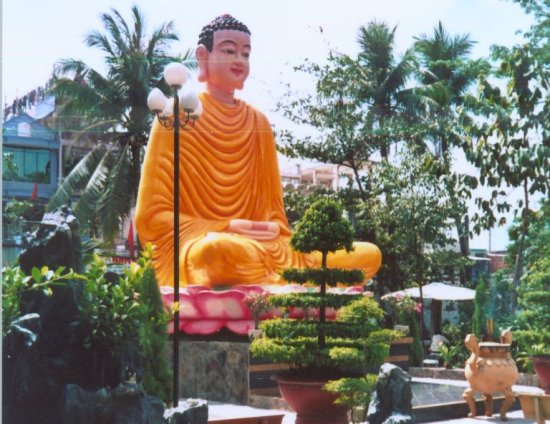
135;15;382;288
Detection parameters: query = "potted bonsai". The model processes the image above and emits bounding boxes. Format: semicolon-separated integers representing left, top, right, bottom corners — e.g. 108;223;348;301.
250;198;397;424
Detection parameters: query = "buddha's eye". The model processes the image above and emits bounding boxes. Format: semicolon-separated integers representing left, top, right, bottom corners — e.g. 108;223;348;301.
221;48;236;55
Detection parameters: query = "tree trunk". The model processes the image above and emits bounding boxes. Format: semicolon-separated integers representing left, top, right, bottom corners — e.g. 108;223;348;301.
351;165;367;202
131;140;143;254
511;178;529;311
456;214;471;285
319;252;327;349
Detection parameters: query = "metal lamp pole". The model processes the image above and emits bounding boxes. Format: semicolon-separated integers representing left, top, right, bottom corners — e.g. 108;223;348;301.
172;88;181;408
147;63;201;407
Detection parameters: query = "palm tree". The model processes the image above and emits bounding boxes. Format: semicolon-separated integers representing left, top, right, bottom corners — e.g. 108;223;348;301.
414;22;488;282
355;21;417;160
48;6;196;242
414;21;482;156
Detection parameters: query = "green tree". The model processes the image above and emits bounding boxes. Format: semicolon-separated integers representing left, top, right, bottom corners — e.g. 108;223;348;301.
290;197;354;347
355;150;458;294
472;276;489;338
283;186;337;227
414;22;484;157
466;42;549;306
47;6;195;242
136;256;172;403
355;21;417;160
278;21;419;202
414;22;489;283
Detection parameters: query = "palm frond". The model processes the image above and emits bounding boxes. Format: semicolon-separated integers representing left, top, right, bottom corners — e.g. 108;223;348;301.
98;10;128;56
113;7;133;46
130;5;144;48
75;148;116;223
47;146;107;212
147;22;179;60
97;143;133;241
177;50;198;71
54;59;90;77
378;49;415;98
51;5;183;241
86;30;116;56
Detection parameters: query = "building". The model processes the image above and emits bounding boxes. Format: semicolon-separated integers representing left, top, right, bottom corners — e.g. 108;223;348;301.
280;163;363;192
3;112;60;201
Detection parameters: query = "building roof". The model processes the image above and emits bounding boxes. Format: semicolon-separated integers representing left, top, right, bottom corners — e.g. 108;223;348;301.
33;95;56;120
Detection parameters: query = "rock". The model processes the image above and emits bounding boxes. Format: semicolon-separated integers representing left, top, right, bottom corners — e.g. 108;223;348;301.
19;206;83;274
367;363;415;424
2;208;90;424
3;207;165;423
164;399;208;424
62;383;167;424
62;384;95;424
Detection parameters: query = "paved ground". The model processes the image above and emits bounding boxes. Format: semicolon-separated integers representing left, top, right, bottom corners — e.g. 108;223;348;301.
207;378;547;423
208;402;549;423
428;409;548;423
208;402;296;423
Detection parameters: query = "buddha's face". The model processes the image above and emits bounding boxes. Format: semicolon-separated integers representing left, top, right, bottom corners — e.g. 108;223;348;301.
198;29;251;92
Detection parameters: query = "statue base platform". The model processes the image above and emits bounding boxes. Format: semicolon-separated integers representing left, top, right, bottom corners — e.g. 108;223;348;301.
161;284;366;336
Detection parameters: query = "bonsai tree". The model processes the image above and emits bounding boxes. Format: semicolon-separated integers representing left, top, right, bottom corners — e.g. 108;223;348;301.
250;197;396;374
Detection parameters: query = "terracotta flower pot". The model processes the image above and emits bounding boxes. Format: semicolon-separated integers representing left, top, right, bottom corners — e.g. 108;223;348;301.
272;372;349;424
532;355;550;395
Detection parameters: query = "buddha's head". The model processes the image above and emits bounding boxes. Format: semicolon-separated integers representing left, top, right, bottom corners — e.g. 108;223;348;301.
197;15;251;93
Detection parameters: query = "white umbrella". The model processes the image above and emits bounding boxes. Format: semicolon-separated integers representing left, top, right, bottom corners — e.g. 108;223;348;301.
383;282;475;301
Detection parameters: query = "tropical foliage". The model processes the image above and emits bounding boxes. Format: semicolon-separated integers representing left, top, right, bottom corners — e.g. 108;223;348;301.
278;6;549;301
2;244;172;401
47;6;196;242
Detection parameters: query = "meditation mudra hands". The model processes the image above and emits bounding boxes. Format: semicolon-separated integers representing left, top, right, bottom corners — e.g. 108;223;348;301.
227;219;280;240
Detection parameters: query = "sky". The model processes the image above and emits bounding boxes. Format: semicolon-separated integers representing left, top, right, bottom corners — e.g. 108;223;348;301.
2;0;538;251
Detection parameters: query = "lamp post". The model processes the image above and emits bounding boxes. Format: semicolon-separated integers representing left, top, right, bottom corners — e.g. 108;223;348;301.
147;62;202;407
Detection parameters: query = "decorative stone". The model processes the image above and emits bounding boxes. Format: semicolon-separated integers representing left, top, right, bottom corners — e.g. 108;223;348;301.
62;383;166;424
2;207;161;423
19;206;83;274
178;341;249;404
164;399;208;424
366;363;415;424
3;208;89;424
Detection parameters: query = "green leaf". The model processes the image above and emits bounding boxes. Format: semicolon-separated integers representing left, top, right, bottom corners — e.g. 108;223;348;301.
32;268;42;284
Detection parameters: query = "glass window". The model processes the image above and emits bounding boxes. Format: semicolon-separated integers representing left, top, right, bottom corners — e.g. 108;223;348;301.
2;147;51;183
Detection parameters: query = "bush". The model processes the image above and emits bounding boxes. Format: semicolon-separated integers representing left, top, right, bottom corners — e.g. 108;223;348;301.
137;266;172;403
382;294;423;366
2;265;81;335
439;323;469;368
3;243;172;400
78;245;171;398
472;276;489;338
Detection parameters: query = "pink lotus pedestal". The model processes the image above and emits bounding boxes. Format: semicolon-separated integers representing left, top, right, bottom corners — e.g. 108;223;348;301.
161;284;367;336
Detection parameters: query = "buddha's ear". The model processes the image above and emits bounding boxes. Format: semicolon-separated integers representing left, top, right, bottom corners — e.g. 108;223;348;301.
196;45;209;82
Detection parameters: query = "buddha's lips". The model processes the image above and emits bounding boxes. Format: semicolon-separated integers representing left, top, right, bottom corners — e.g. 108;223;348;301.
250;222;269;231
231;67;244;76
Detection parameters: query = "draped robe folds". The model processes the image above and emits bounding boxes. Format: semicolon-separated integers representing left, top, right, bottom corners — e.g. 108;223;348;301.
136;92;381;288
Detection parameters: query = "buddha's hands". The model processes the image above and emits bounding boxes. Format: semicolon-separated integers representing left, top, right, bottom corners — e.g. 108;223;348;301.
228;219;280;241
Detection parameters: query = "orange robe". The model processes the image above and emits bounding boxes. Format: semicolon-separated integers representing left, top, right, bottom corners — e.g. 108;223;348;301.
136;92;381;288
